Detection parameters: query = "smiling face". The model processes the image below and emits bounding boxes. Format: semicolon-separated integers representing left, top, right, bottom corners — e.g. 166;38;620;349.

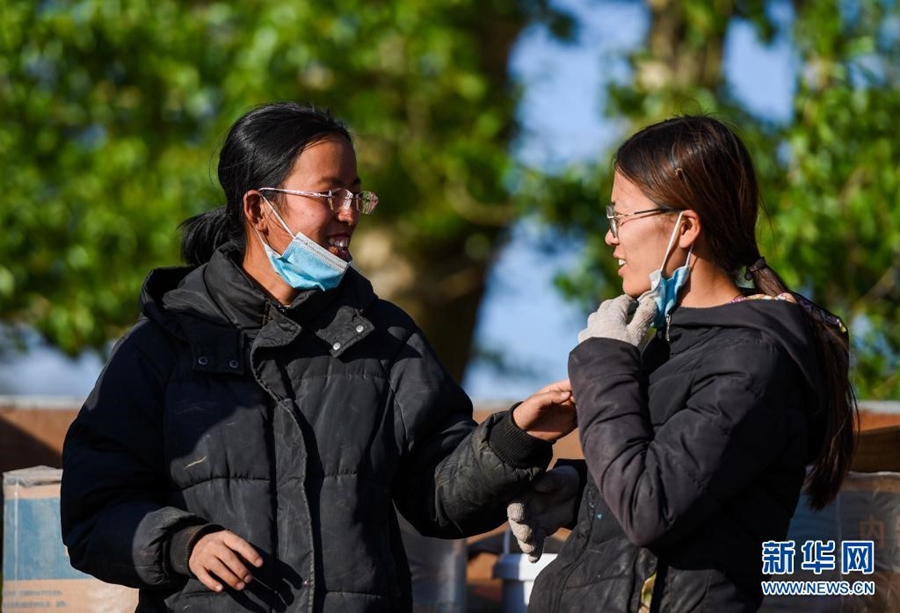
606;171;683;297
263;135;361;262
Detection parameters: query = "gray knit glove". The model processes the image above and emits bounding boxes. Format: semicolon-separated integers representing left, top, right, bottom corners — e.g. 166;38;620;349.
507;466;580;562
577;294;657;346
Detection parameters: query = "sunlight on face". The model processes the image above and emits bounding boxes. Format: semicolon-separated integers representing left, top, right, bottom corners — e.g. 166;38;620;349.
606;172;679;297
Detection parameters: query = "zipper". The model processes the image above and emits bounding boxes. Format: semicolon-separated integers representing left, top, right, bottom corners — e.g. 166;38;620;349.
665;314;672;343
246;342;314;611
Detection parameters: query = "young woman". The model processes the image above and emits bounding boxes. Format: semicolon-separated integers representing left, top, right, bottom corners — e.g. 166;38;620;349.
60;101;577;612
510;115;855;612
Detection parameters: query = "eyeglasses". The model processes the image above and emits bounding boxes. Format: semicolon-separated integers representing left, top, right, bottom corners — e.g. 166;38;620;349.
605;205;678;238
259;187;378;215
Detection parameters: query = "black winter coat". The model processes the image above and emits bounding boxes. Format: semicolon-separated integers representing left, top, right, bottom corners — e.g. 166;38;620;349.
530;297;826;613
61;244;552;613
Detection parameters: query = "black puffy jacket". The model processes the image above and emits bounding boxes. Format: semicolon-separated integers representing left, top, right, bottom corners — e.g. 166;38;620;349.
61;243;552;612
530;297;826;613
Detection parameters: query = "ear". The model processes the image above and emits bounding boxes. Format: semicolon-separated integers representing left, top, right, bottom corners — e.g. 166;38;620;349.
678;209;701;249
244;190;268;233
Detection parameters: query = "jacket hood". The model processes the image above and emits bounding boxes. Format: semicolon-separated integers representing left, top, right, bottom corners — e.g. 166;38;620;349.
139;265;195;339
669;297;825;413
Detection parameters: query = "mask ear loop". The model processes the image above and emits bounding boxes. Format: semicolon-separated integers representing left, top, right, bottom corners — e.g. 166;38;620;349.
658;211;693;276
253;194;299;256
261;195;296;238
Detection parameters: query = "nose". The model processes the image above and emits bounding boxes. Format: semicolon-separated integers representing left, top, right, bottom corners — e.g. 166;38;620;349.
335;201;359;226
604;227;617;246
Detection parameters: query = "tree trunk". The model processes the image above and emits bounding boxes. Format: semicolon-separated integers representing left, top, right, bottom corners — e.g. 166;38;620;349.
354;227;494;384
636;0;731;93
353;8;533;384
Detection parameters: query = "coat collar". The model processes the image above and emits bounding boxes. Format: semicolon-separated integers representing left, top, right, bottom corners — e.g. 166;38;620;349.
140;242;378;372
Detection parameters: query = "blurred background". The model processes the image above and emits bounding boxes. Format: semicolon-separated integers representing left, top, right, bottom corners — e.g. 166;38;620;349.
2;2;899;612
1;0;898;402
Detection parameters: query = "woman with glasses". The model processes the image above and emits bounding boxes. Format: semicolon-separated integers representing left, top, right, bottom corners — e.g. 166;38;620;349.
508;115;855;612
60;101;577;612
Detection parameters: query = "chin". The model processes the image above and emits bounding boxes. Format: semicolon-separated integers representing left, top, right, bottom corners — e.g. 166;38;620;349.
621;280;649;298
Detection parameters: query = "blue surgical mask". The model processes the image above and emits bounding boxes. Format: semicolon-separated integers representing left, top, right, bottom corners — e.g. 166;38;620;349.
640;211;693;328
257;196;349;292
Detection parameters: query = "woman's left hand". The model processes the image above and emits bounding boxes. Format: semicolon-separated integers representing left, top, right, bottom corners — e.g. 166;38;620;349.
513;379;577;442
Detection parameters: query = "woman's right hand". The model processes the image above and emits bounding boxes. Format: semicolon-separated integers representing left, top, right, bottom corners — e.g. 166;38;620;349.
189;530;263;592
512;379;577;442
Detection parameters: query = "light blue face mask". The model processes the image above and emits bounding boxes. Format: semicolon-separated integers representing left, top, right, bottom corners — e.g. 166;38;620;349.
640;211;693;329
257;196;349;292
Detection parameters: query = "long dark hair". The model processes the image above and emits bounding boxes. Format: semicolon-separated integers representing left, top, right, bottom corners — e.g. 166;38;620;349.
615;115;856;510
180;102;352;265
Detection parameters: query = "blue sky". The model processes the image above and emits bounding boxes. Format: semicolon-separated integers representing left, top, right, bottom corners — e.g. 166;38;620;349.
0;0;796;400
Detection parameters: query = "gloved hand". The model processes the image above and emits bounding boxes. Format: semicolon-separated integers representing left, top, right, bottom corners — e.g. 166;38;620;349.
507;465;581;562
577;294;657;346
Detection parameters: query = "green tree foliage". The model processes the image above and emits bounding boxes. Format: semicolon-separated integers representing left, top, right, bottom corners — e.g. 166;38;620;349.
773;1;900;399
0;0;571;380
3;1;896;398
530;0;900;399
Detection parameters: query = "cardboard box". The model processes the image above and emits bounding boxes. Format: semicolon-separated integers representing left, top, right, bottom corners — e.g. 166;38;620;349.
2;466;138;612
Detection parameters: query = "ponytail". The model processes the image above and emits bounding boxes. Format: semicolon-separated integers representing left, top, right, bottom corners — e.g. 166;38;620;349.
179;206;244;266
747;260;857;510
